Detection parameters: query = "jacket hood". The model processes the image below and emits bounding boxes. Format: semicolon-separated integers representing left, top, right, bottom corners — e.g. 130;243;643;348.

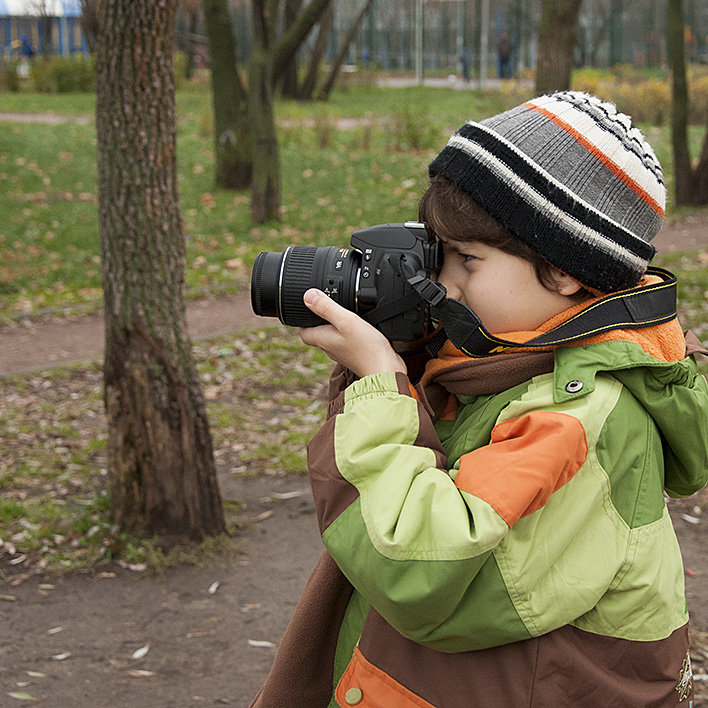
552;326;708;498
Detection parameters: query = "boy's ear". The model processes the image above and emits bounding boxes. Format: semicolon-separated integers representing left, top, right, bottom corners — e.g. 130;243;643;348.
554;272;584;297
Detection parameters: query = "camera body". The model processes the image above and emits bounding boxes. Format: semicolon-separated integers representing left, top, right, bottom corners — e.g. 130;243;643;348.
250;222;442;341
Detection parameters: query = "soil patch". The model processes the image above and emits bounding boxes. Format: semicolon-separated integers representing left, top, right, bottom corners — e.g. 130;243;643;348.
1;211;707;705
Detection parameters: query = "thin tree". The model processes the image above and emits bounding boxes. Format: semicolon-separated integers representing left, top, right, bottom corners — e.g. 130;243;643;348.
667;0;708;206
250;0;281;223
317;0;374;100
535;0;583;94
79;0;99;51
96;0;225;540
202;0;333;221
203;0;252;189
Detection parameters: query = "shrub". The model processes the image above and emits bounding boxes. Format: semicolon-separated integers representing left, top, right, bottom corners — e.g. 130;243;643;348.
688;67;708;124
571;66;708;126
29;54;96;93
312;106;336;149
0;63;20;92
30;58;56;92
389;104;440;151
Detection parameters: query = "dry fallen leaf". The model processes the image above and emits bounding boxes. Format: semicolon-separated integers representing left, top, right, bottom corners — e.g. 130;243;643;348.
251;510;273;523
247;639;276;648
93;572;117;581
128;669;155;678
208;581;220;595
117;560;147;572
47;626;64;635
7;692;37;701
131;644;150;660
52;652;71;661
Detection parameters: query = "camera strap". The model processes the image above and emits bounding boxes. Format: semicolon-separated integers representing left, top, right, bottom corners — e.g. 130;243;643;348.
408;267;678;358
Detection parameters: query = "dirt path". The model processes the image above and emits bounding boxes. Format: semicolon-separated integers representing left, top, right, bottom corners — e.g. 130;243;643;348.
0;215;707;706
0;294;269;376
1;211;706;377
0;475;322;706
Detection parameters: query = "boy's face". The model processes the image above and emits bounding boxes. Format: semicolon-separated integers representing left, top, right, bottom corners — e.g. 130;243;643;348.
437;239;581;333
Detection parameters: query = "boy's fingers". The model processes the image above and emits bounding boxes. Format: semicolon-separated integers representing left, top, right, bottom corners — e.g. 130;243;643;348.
303;288;352;329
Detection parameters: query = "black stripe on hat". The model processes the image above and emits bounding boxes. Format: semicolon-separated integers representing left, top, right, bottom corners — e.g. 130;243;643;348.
428;142;651;292
451;123;655;261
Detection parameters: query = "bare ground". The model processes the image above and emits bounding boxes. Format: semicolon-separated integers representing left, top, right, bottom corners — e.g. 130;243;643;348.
1;214;707;706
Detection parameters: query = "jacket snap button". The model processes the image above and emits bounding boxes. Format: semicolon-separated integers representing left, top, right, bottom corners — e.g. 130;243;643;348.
565;380;583;393
345;687;363;705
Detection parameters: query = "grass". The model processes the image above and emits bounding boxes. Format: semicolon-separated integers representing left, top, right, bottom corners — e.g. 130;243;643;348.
1;82;707;573
0;328;331;575
1;84;707;321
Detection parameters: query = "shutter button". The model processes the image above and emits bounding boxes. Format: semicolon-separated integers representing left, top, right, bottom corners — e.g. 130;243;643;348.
565;380;583;393
345;687;363;705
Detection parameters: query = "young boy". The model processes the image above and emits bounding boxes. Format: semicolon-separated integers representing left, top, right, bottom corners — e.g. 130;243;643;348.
250;91;708;707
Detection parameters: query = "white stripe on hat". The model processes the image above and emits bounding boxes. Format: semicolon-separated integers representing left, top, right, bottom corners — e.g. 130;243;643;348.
446;133;648;272
528;95;666;211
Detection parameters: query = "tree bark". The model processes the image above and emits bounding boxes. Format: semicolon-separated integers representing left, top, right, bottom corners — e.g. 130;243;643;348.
298;1;333;100
270;0;335;89
96;0;225;540
279;0;304;99
666;0;708;206
535;0;583;94
318;0;374;100
250;0;281;223
203;0;252;189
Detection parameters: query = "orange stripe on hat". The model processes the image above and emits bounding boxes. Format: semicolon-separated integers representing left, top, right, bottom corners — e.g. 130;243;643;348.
525;101;665;218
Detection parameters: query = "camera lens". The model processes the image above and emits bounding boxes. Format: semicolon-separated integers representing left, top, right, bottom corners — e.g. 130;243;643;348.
251;246;360;327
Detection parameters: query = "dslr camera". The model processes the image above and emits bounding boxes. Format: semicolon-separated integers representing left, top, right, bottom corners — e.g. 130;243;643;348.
250;222;443;342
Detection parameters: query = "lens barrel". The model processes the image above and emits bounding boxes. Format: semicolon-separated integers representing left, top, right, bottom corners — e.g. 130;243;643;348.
251;246;360;327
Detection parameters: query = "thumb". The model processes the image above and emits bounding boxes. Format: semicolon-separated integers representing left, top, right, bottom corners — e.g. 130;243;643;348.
303;288;347;326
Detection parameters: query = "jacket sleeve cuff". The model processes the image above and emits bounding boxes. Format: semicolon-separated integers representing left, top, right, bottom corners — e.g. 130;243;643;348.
342;371;415;410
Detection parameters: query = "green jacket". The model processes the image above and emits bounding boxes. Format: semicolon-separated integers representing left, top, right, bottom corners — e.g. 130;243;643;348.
252;332;708;708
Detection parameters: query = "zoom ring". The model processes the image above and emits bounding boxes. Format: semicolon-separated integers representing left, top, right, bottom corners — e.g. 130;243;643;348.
280;247;323;326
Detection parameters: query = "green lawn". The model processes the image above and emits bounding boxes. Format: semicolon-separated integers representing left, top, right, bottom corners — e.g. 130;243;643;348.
2;84;707;322
1;83;707;571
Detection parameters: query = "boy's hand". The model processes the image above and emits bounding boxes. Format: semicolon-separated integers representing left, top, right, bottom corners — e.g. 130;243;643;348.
299;289;407;378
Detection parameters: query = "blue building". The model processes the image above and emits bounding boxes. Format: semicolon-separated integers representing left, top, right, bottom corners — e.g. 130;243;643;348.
1;0;86;59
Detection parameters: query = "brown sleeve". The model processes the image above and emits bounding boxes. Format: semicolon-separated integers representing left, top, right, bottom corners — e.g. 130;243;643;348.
249;551;355;708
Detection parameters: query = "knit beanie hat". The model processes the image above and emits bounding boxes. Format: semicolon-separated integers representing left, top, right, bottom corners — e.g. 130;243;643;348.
428;91;665;292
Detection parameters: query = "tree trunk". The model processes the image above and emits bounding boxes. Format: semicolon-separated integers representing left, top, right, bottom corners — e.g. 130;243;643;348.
96;0;225;541
694;117;708;206
535;0;583;94
203;0;252;189
279;0;304;99
667;0;695;206
250;0;281;223
318;0;374;100
79;0;100;51
184;9;199;80
270;0;335;89
298;1;334;100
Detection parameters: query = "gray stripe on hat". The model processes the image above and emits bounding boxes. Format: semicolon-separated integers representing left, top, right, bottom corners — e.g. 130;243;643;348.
508;119;661;241
446;133;648;272
481;109;661;241
458;122;656;252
